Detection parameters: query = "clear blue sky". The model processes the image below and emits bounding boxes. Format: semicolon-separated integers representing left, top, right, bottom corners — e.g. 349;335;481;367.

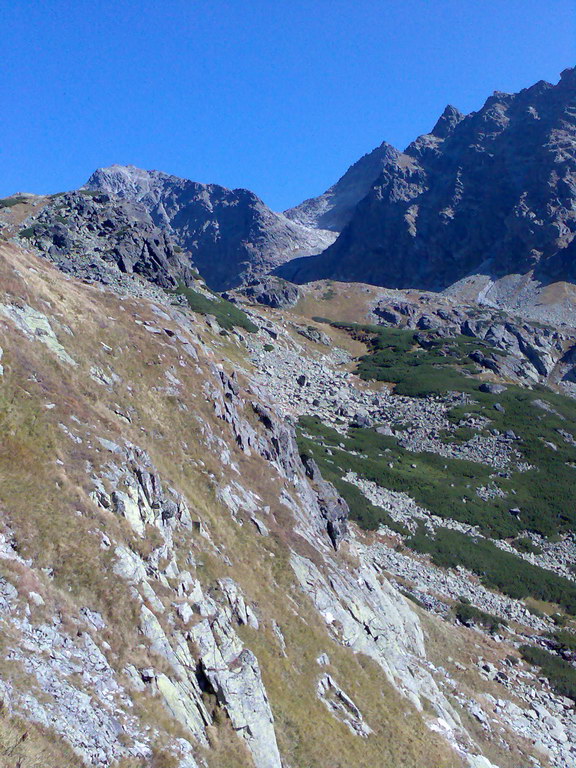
1;1;574;211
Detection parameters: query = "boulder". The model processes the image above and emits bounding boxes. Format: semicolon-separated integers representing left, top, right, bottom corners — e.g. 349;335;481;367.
479;382;507;395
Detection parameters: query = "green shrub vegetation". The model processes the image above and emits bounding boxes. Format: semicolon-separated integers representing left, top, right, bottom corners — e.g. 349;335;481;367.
331;322;499;397
18;227;37;239
548;629;576;653
513;537;542;555
0;195;27;209
297;416;576;613
297;321;576;613
328;322;576;537
446;386;576;537
453;599;506;633
172;285;258;333
408;526;576;615
520;644;576;702
297;416;515;537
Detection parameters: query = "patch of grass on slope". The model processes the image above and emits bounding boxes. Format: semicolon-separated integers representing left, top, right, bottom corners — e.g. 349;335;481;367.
173;285;258;333
446;386;576;537
297;418;576;615
298;417;513;537
0;196;29;209
331;323;495;397
0;701;81;768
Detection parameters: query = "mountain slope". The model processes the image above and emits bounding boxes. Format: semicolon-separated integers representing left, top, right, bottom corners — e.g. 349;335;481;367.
284;141;400;232
1;189;575;767
85;165;335;291
0;239;484;768
279;68;576;316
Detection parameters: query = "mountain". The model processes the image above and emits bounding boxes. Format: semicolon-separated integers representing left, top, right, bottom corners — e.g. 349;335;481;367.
284;141;400;232
279;68;576;318
85;165;335;291
2;188;576;768
1;68;576;768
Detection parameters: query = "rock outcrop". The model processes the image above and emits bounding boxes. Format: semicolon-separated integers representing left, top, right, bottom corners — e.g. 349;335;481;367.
369;292;576;386
234;276;300;308
18;190;195;290
301;455;349;549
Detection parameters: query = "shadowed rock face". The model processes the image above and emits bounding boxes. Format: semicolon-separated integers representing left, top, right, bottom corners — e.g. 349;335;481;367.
284;141;400;232
86;166;335;291
279;68;576;291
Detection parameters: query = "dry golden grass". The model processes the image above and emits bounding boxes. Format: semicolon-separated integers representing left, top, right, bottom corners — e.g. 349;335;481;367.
418;609;549;768
0;702;81;768
293;280;380;324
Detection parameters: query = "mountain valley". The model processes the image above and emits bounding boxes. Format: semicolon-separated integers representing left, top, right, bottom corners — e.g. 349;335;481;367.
0;66;575;768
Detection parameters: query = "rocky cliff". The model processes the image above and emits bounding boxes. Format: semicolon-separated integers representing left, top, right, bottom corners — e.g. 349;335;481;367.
85;165;335;291
15;189;195;292
279;68;576;318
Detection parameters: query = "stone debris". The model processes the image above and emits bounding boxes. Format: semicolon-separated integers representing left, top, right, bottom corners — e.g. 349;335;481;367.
317;673;373;736
0;580;152;766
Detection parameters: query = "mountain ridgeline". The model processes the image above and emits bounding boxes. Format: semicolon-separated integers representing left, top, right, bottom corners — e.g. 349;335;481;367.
84;165;335;291
21;67;575;315
279;67;576;309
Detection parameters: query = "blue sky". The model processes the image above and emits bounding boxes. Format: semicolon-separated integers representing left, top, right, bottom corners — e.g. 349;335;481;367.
1;1;574;211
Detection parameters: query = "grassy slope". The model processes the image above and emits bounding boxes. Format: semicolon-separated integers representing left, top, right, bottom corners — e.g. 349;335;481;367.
173;285;258;332
0;244;467;768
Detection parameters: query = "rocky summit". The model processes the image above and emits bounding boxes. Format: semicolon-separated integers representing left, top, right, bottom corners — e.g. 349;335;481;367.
0;67;576;768
84;165;335;292
284;140;400;232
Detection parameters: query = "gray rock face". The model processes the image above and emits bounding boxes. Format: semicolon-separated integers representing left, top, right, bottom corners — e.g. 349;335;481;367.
280;68;576;297
85;165;335;290
236;276;300;308
19;191;194;290
368;293;575;388
316;673;372;736
301;455;349;549
190;616;282;768
284;141;400;232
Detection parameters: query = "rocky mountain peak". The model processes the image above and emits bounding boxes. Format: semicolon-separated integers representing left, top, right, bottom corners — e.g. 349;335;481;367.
85;164;160;200
278;67;576;322
284;141;401;232
86;165;335;291
560;65;576;86
430;104;465;138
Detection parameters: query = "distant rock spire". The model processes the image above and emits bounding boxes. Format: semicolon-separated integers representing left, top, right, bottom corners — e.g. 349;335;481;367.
430;104;465;138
